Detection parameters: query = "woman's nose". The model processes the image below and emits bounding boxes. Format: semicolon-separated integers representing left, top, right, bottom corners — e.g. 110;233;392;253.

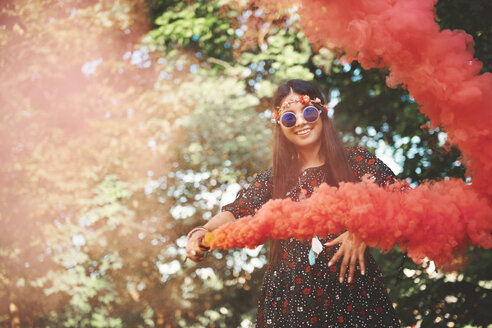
295;112;307;125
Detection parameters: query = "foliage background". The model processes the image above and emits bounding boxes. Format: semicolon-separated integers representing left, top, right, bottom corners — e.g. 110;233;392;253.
0;0;490;327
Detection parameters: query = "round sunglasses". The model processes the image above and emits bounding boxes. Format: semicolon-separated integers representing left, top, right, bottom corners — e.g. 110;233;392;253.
280;106;322;128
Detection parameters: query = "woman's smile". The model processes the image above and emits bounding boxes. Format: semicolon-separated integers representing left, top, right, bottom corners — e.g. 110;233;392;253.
294;127;312;136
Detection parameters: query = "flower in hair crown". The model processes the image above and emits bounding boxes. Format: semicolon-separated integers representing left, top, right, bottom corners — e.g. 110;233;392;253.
272;94;328;121
299;94;311;105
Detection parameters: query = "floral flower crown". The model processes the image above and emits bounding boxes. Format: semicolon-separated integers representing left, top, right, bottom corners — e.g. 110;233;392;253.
273;94;329;121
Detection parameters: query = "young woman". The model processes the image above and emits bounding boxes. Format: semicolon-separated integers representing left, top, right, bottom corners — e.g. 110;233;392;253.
186;79;400;327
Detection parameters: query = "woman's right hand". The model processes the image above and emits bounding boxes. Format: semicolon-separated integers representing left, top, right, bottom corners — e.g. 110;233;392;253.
184;212;235;263
185;230;208;262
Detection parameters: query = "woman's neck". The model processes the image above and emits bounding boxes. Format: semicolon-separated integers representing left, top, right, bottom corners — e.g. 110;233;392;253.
298;143;324;170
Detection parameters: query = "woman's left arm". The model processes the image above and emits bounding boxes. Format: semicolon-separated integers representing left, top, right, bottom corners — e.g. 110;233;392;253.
325;147;397;283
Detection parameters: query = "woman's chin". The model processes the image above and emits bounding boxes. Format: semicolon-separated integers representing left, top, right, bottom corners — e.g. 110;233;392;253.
292;137;320;149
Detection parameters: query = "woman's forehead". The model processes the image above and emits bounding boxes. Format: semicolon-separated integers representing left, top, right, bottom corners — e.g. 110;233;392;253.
282;92;301;104
280;93;303;110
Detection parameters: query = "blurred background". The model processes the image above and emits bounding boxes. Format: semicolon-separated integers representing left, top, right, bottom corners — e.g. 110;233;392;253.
0;0;490;327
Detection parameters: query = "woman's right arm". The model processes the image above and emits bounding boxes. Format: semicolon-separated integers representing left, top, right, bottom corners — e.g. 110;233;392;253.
185;169;273;262
185;211;235;262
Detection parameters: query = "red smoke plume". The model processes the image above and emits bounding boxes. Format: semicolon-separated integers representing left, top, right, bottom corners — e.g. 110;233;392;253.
297;0;492;199
203;0;492;266
204;178;492;266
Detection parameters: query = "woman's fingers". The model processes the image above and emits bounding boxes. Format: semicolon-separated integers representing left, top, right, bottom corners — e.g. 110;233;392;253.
339;250;350;283
348;252;357;283
185;245;198;261
358;249;366;275
326;234;345;267
326;232;368;282
328;245;343;267
185;233;207;262
324;235;342;246
188;247;205;262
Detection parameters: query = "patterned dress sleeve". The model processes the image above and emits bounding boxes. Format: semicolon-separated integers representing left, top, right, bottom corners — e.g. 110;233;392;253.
345;147;396;186
221;169;273;219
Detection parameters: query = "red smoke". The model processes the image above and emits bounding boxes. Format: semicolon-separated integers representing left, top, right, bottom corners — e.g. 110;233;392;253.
205;178;492;266
296;0;492;200
204;0;492;266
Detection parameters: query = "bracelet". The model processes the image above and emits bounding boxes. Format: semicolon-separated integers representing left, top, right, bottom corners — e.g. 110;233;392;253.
187;226;208;240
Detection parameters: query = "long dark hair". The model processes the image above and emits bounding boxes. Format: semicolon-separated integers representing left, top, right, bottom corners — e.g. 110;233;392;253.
269;79;358;265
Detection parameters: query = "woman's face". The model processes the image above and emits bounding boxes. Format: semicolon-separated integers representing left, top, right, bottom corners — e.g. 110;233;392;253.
279;92;323;151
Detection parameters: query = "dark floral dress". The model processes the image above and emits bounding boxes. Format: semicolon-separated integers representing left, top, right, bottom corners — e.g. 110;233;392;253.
222;147;401;327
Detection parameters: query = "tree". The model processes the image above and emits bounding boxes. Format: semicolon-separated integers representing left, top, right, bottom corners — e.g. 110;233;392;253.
0;0;188;326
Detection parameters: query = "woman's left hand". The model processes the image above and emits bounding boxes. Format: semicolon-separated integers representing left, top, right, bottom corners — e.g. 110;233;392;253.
324;231;366;283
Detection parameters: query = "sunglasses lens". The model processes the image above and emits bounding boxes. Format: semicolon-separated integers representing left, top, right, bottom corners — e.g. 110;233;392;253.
281;112;296;128
304;106;319;122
